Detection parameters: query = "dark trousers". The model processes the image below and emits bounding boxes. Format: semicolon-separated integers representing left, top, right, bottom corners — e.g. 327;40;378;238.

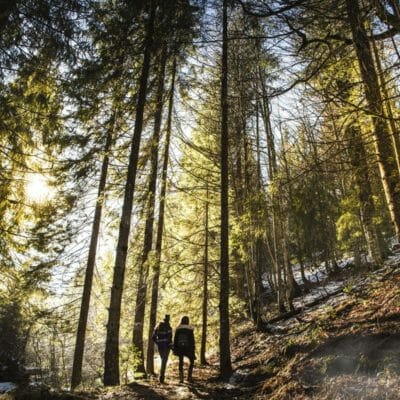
178;355;194;379
159;348;170;381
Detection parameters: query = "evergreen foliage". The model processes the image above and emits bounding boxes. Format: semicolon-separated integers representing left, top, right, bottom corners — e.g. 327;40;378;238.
1;0;400;391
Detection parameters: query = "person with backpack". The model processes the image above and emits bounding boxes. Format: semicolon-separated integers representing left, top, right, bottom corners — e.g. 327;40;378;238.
173;315;195;383
152;314;173;383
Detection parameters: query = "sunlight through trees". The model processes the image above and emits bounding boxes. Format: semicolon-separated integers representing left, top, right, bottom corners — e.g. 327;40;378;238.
1;0;400;397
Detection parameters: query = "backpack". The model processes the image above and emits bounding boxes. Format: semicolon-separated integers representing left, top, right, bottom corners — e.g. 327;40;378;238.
154;322;171;349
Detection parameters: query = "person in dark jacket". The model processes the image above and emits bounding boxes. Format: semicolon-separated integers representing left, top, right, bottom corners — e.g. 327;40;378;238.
173;315;195;383
152;314;173;383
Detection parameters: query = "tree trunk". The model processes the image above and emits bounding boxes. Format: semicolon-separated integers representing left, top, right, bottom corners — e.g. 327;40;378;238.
254;101;264;329
0;2;16;32
146;55;177;375
219;0;232;379
71;124;113;390
103;1;156;386
346;0;400;241
132;45;168;377
259;70;285;312
243;129;257;321
280;128;306;293
370;33;400;175
50;328;58;389
347;124;383;264
259;67;277;178
299;257;308;286
232;122;247;305
200;183;209;365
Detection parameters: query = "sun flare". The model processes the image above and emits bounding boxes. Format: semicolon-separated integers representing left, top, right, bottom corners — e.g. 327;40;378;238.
25;174;55;203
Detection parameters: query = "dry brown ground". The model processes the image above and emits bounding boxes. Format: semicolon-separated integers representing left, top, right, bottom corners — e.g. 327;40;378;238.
243;263;400;399
4;262;400;400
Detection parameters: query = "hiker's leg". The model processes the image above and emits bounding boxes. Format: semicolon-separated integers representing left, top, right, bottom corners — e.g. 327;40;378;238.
188;357;194;381
179;355;184;383
159;357;166;383
159;349;169;383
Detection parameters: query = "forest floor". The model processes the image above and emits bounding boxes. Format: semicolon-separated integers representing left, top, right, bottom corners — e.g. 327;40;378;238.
3;258;400;400
229;259;400;399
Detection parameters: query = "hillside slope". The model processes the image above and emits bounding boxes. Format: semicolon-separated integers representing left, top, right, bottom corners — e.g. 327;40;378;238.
229;260;400;399
3;261;400;400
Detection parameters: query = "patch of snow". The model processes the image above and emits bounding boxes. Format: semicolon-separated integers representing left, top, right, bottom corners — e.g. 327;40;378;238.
291;256;354;288
0;382;17;393
292;280;344;309
389;235;398;247
387;254;400;265
264;323;287;334
325;293;349;307
261;273;272;291
308;269;327;283
337;257;354;269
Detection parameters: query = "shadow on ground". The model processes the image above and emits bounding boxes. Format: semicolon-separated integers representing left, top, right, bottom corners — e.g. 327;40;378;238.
305;332;400;379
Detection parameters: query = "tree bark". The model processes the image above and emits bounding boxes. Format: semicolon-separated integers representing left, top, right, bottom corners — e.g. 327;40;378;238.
103;0;156;386
71;123;113;390
200;183;209;365
259;70;285;312
243;129;257;321
347;124;383;264
280;130;309;287
259;67;277;178
254;101;265;329
132;45;168;377
145;55;177;375
50;327;58;389
346;0;400;241
370;33;400;175
219;0;232;379
0;2;16;32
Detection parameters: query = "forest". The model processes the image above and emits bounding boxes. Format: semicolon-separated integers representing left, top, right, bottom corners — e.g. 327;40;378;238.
2;0;400;399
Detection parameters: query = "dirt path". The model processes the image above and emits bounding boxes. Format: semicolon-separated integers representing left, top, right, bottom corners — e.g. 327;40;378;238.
94;365;251;400
4;363;255;400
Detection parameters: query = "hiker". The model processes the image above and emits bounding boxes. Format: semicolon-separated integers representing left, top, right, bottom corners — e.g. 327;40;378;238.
152;314;173;383
173;315;195;383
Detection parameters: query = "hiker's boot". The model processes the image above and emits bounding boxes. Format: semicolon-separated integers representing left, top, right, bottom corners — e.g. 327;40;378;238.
179;370;184;383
